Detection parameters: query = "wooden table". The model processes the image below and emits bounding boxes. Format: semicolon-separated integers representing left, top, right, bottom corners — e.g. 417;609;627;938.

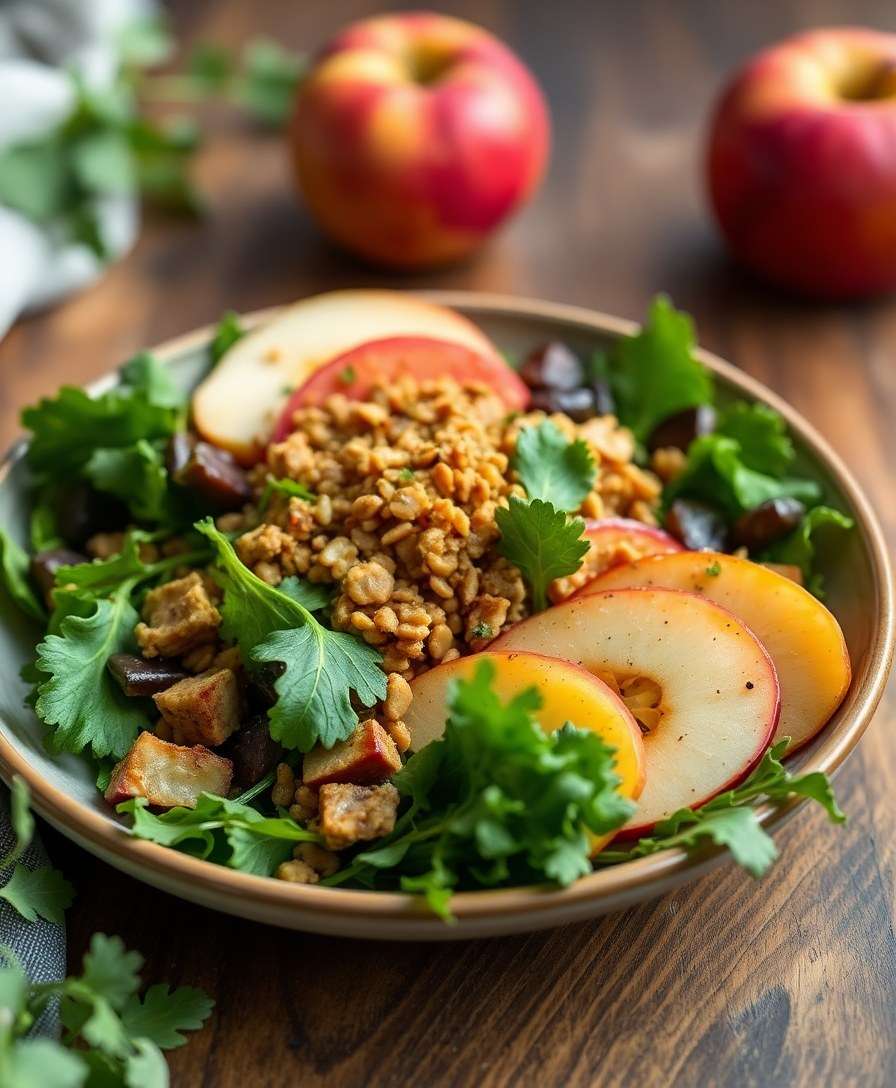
2;1;895;1084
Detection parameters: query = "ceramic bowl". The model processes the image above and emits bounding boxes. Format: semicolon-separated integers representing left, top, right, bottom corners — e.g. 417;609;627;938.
1;292;892;940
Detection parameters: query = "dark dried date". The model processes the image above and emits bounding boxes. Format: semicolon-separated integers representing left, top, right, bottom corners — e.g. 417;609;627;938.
731;498;805;551
30;548;89;605
224;715;284;788
664;499;729;551
107;653;188;697
519;341;585;391
647;405;717;453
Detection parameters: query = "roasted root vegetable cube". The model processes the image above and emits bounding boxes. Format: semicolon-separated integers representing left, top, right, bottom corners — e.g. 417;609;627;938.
153;667;241;746
302;719;401;789
135;572;221;659
104;731;233;809
318;783;400;850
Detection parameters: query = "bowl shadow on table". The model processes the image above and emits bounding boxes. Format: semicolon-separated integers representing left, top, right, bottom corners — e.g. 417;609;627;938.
45;766;876;1088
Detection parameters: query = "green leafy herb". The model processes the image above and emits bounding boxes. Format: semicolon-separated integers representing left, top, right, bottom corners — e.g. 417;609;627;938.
0;931;213;1086
596;739;844;876
324;660;634;920
118;794;320;875
0;777;75;925
210;311;245;365
398;468;415;484
496;497;590;611
513;419;595;510
760;505;854;597
714;401;795;476
0;531;45;622
85;440;170;523
595;295;713;443
338;365;356;386
472;622;493;640
235;39;306;127
662;434;822;521
196;520;386;750
32;582;145;759
705;561;721;577
257;475;314;513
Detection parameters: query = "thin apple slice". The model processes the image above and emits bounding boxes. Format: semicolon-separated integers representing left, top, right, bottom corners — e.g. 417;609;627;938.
491;589;779;837
405;650;646;821
550;517;683;603
582;552;850;753
192;289;504;463
273;336;529;440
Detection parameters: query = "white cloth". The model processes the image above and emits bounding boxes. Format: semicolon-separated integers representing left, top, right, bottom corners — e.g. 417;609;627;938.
0;0;151;340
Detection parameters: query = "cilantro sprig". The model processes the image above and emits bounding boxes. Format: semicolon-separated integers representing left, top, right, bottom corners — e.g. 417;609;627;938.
497;419;595;610
323;659;634;920
0;932;213;1087
197;520;386;751
596;740;845;876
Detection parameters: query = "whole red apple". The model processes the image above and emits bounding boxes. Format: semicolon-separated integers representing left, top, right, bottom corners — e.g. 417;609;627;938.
289;12;549;268
707;27;896;298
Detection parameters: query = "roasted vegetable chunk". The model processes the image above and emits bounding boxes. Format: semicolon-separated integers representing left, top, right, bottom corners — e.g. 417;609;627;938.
153;667;241;746
318;782;400;850
104;731;232;809
302;719;400;789
135;572;221;658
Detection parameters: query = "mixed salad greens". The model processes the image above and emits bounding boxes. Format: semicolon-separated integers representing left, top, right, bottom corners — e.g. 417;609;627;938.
0;298;855;921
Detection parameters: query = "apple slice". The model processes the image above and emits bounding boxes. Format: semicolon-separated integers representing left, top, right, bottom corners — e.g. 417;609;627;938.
405;651;646;827
192;289;504;463
491;589;779;836
582;552;851;753
272;336;529;440
550;517;683;603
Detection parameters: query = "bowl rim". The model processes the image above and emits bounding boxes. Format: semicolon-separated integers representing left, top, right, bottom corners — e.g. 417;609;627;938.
1;290;893;932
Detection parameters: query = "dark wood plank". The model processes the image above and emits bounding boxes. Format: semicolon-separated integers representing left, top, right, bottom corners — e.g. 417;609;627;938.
3;1;896;1084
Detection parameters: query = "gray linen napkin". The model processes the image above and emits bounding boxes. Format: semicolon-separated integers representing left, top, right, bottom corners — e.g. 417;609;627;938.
0;789;66;1035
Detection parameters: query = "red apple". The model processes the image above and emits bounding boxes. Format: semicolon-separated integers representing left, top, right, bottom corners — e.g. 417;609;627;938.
289;11;550;268
707;27;896;298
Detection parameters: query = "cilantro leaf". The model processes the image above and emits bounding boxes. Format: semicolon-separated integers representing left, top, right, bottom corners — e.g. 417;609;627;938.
124;1038;168;1088
1;1039;87;1087
597;739;844;876
513;419;595;510
118;794;318;873
714;401;795;475
663;434;822;520
119;353;184;411
326;660;633;919
257;475;314;513
0;865;75;924
121;985;214;1050
210;311;245;365
601;295;713;443
196;519;386;749
496;497;590;611
0;530;45;623
33;584;147;759
81;935;143;1010
85;441;171;523
252;626;387;751
761;505;854;597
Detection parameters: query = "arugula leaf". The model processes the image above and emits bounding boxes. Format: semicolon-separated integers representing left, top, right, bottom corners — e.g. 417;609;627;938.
599;295;713;443
33;583;147;759
121;985;214;1050
761;505;854;597
210;311;245;365
496;498;590;611
714;401;795;475
513;419;595;510
596;739;844;876
118;794;319;874
196;519;386;749
0;866;75;924
663;434;822;520
85;441;171;523
325;660;633;919
0;531;45;622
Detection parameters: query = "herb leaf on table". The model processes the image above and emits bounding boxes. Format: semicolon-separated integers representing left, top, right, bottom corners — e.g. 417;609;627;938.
497;498;589;612
323;659;634;920
595;739;845;877
196;520;386;750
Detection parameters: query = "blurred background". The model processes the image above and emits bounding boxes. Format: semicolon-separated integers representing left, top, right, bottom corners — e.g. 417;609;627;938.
2;2;895;1085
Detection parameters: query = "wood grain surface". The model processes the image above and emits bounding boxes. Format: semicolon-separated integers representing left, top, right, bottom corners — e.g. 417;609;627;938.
2;1;895;1085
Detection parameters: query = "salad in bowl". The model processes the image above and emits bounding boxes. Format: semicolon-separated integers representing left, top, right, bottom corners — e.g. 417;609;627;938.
0;290;861;923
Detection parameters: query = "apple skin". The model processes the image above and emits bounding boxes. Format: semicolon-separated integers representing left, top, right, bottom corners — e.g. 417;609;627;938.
290;12;550;268
707;27;896;298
